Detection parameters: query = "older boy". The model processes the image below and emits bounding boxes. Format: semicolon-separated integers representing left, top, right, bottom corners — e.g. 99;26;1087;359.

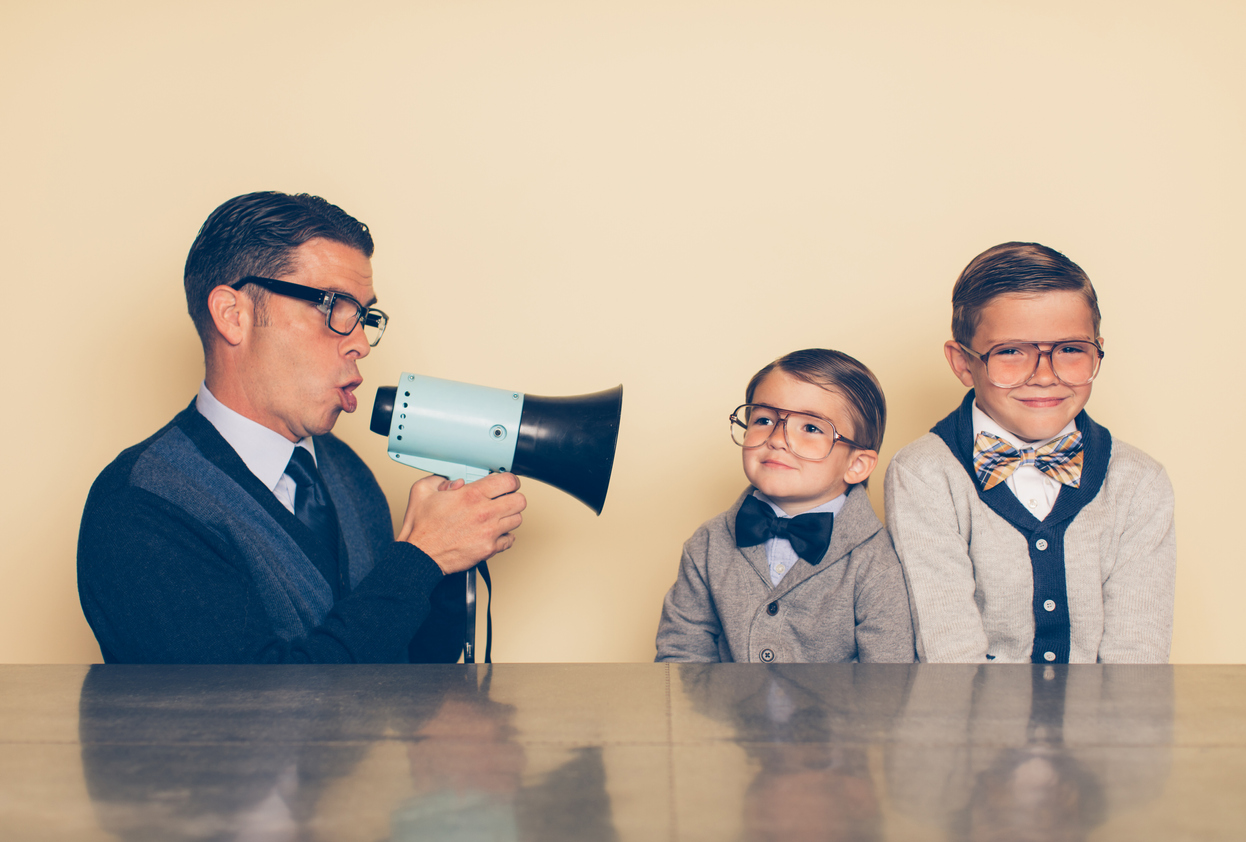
885;242;1175;663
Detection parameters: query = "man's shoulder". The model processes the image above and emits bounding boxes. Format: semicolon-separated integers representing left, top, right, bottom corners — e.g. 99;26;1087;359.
89;402;204;496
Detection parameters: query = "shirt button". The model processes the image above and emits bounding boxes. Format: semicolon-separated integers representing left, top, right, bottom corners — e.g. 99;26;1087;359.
1035;539;1049;551
767;602;779;616
1028;499;1039;509
760;648;775;662
1043;599;1056;612
775;563;786;574
1044;651;1056;662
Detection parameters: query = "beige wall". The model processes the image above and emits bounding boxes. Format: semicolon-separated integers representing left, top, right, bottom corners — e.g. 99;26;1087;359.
2;1;1241;663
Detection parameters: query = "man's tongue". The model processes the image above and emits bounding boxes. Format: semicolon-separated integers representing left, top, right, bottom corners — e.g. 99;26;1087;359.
341;387;358;413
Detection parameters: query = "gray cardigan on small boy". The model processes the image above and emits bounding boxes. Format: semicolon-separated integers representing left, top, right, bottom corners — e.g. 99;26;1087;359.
655;484;915;663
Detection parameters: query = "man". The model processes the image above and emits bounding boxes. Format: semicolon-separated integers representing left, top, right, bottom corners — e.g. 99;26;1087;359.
78;192;525;663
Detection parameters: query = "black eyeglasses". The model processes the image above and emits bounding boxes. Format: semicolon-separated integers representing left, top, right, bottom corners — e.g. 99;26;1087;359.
231;276;388;346
729;404;867;461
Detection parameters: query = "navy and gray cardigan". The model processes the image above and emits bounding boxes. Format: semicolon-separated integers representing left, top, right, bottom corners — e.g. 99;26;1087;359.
78;401;465;663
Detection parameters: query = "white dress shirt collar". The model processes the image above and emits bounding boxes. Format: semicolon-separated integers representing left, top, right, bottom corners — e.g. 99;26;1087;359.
971;401;1077;450
195;381;315;494
752;489;846;519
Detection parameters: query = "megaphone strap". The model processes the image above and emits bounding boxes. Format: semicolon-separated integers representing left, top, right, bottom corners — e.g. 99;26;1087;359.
479;561;493;664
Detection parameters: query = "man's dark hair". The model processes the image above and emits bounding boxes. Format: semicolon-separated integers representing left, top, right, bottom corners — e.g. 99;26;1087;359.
951;242;1101;347
745;348;887;490
183;191;374;346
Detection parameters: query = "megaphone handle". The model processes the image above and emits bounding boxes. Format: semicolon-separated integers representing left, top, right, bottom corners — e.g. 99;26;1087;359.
464;567;476;663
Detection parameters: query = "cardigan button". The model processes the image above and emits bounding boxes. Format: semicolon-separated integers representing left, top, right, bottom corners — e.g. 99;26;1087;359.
1043;599;1056;612
1035;539;1049;551
760;648;775;662
767;602;779;616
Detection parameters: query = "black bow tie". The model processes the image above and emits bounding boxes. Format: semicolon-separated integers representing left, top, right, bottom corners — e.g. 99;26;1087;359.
735;495;834;564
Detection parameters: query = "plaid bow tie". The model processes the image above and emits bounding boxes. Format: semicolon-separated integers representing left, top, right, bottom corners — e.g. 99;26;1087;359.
972;431;1084;491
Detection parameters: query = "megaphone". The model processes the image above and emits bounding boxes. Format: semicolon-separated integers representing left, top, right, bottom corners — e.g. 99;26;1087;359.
370;373;623;514
370;373;623;665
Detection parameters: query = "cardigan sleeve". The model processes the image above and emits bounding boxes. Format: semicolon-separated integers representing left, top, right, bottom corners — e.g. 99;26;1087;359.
654;528;726;663
1096;457;1177;663
78;477;447;664
851;531;917;663
884;449;992;663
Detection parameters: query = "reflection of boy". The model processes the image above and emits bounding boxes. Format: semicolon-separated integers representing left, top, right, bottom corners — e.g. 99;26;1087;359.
885;243;1175;663
656;349;914;663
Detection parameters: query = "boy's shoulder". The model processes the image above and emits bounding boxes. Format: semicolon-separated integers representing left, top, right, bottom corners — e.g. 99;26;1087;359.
683;488;752;551
1102;435;1174;506
887;432;964;485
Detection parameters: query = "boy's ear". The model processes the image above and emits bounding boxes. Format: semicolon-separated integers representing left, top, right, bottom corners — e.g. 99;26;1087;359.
843;449;879;486
944;340;976;388
207;285;250;347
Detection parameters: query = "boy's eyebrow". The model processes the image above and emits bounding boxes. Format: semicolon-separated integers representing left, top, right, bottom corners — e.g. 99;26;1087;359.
753;403;836;423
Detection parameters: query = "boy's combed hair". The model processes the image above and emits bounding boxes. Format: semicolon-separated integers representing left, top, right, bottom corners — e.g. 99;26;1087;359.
951;242;1102;347
745;348;887;454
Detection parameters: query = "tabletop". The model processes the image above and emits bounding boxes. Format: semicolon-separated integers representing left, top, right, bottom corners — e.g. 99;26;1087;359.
1;662;1244;841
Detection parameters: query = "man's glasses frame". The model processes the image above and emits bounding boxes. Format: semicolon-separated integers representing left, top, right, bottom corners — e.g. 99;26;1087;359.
957;340;1104;388
231;275;389;346
729;403;868;461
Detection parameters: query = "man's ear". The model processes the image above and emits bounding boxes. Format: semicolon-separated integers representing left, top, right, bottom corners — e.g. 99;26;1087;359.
944;340;976;388
207;285;248;347
843;449;879;486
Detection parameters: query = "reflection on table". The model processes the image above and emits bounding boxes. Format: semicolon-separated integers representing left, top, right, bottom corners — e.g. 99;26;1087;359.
0;663;1241;841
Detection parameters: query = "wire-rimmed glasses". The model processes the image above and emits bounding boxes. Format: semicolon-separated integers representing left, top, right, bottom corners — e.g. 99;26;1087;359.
957;340;1104;388
231;275;389;347
729;404;866;461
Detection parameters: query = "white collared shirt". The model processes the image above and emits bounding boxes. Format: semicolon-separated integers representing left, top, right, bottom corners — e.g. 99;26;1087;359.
195;382;316;515
971;401;1077;521
751;490;847;586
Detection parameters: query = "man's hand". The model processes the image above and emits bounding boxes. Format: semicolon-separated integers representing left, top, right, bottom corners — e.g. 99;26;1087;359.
398;472;526;574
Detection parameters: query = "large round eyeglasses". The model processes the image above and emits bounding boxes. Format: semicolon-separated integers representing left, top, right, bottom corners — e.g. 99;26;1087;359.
729;404;866;461
231;276;389;347
958;340;1104;389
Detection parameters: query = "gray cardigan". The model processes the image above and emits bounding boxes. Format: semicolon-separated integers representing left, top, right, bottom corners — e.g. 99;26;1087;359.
654;484;915;663
885;418;1176;664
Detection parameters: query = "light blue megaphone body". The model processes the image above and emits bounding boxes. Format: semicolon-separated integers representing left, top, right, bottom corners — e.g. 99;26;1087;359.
370;372;622;515
381;373;524;483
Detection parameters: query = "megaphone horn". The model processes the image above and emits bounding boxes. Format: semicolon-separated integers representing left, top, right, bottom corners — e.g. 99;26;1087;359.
371;373;623;514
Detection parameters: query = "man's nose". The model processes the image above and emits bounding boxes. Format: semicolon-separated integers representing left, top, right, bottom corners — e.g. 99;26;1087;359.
341;319;371;358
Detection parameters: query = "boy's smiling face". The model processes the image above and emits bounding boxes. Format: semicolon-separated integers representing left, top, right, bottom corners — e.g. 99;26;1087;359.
945;289;1101;443
741;370;877;515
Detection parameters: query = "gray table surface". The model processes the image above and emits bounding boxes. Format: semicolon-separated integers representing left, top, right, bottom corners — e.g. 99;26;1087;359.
1;663;1243;841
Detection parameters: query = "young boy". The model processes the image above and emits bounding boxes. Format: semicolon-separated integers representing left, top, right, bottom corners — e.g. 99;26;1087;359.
655;349;915;663
885;242;1176;664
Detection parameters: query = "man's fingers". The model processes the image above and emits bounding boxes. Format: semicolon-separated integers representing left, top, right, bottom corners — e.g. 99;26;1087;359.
474;471;521;498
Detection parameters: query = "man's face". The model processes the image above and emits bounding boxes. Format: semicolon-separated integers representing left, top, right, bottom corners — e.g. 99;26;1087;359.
241;238;375;441
946;290;1100;443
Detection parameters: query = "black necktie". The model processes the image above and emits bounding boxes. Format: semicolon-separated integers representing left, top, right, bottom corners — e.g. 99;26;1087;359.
285;447;340;559
735;494;834;564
